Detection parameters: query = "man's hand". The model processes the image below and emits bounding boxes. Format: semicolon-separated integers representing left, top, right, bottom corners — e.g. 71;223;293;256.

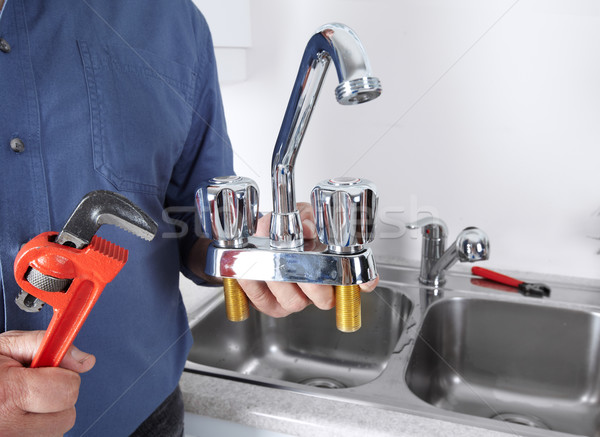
237;202;379;317
0;330;96;437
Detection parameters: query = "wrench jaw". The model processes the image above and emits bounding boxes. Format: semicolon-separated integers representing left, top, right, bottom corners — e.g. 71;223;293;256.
15;290;45;312
517;282;551;298
56;190;158;249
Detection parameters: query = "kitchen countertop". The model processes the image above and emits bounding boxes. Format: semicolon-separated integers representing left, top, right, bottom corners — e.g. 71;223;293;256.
179;372;516;437
179;279;517;437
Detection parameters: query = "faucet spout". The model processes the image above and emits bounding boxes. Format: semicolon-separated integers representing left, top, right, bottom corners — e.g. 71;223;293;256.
427;227;490;287
270;23;382;249
408;219;489;287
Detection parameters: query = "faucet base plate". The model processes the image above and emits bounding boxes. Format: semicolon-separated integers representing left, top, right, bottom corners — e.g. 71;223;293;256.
204;236;377;286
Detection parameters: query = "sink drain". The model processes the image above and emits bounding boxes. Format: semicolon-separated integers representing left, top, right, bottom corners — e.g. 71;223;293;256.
491;413;550;430
299;377;346;389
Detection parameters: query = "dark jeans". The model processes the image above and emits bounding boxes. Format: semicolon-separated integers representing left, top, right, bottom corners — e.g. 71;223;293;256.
130;386;184;437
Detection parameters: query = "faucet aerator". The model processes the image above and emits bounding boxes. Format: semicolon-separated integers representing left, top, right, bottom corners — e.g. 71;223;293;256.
335;77;382;105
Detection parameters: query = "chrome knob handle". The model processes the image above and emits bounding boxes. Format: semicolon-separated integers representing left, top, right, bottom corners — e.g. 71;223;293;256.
311;177;378;253
196;176;259;248
195;176;258;323
455;227;490;262
311;176;377;333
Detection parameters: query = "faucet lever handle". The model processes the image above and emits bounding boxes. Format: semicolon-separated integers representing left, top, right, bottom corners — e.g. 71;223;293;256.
311;177;378;253
406;217;448;238
455;227;490;262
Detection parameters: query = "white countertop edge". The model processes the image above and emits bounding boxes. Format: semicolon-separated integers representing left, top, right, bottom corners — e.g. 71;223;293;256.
179;372;514;437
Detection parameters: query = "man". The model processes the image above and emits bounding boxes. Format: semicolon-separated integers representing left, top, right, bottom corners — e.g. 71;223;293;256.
0;1;376;435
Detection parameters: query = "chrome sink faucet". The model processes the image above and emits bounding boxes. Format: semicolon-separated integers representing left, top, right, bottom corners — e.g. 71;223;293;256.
196;23;382;332
408;218;490;287
270;23;382;249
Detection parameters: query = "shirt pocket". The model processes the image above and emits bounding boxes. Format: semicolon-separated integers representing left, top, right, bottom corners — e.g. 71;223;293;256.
78;40;195;196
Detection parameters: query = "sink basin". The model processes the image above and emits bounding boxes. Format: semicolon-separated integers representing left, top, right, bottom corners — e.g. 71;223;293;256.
187;286;413;388
405;297;600;436
184;265;600;437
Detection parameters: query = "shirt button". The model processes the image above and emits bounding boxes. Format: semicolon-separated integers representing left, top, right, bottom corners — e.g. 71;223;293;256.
10;138;25;153
0;38;11;53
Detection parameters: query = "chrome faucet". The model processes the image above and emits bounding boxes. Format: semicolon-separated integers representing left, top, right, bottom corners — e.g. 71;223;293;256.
196;23;382;332
270;23;382;249
408;218;490;287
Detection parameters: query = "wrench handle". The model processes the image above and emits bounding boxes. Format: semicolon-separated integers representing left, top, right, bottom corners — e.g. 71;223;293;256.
31;279;100;368
471;266;523;288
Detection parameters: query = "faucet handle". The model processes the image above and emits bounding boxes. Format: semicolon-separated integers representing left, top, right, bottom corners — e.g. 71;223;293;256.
311;177;377;333
195;176;259;248
455;227;490;262
311;177;378;253
406;217;448;239
195;176;259;323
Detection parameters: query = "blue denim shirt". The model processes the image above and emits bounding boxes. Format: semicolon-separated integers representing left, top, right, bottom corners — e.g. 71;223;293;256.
0;0;233;435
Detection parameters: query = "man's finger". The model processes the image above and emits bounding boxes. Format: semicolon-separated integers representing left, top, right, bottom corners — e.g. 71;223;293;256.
267;281;311;313
297;202;317;239
297;283;335;310
9;366;80;414
238;279;289;318
0;331;45;364
59;346;96;374
15;408;77;437
359;276;379;292
255;212;271;238
0;330;95;373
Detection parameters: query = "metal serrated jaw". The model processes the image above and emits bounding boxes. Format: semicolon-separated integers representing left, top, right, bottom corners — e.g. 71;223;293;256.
15;269;71;313
15;290;44;312
56;190;158;249
96;213;156;241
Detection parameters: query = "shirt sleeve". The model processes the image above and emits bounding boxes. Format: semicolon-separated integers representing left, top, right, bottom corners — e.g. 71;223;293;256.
165;8;234;285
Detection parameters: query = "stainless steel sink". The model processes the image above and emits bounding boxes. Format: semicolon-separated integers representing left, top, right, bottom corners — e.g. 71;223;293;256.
185;264;600;437
187;285;413;388
405;298;600;436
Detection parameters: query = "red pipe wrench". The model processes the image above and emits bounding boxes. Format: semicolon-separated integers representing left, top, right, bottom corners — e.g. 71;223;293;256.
471;266;551;298
13;191;157;368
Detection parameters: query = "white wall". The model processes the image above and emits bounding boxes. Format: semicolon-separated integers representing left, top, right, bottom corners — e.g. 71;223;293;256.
209;0;600;281
191;0;251;83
